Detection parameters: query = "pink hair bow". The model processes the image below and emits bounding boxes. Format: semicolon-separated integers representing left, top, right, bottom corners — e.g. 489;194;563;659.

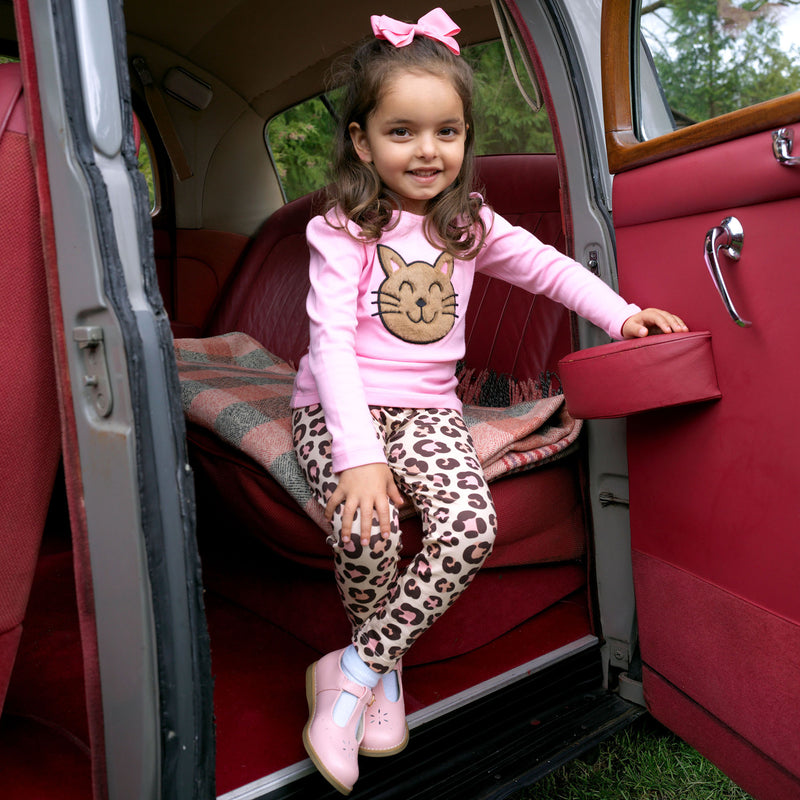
371;7;461;55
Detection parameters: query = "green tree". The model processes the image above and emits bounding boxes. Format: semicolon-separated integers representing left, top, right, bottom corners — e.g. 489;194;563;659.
267;96;339;200
642;0;800;124
464;40;554;155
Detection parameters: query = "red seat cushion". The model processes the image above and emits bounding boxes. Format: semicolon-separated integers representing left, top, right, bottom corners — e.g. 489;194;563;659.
0;62;61;714
189;423;585;569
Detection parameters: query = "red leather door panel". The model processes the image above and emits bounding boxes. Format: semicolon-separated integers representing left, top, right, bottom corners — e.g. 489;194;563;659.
614;128;800;798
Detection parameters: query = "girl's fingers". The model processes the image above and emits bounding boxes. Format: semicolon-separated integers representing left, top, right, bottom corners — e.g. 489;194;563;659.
375;496;392;541
340;502;355;544
360;500;372;545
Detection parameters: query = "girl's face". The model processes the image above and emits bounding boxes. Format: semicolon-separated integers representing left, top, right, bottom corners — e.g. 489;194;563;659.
349;70;467;215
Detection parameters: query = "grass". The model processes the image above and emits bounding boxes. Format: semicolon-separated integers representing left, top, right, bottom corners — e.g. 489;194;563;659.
511;715;754;800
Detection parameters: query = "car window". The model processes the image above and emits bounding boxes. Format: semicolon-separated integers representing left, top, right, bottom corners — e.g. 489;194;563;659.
266;39;554;202
136;124;160;215
637;0;800;136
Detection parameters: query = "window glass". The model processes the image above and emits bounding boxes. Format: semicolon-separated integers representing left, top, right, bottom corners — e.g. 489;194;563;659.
267;92;341;202
638;0;800;133
266;40;554;202
136;126;160;215
464;40;554;156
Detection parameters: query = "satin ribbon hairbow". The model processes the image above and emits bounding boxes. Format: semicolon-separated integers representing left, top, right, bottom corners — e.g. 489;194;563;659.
370;7;461;55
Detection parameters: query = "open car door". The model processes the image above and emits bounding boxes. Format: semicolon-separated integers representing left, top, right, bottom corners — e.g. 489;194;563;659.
10;0;214;796
600;2;800;798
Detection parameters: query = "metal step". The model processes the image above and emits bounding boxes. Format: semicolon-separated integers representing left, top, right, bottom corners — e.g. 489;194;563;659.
259;646;643;800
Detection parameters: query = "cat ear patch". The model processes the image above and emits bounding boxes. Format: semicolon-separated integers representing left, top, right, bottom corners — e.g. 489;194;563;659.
434;252;454;279
377;245;406;277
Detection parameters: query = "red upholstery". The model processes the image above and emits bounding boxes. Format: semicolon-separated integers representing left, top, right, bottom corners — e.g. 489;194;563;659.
207;189;325;365
468;154;571;380
0;62;61;715
0;544;91;796
615;129;800;795
191;153;584;575
190;424;585;570
558;331;721;419
160;229;251;337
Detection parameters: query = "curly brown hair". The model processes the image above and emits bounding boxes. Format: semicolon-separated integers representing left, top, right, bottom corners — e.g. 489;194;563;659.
325;34;486;259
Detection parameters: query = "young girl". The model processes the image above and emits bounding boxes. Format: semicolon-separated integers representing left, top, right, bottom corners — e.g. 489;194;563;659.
291;8;686;794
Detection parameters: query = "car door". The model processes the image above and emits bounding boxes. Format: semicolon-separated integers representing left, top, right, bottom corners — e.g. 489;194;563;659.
14;0;214;796
601;1;800;798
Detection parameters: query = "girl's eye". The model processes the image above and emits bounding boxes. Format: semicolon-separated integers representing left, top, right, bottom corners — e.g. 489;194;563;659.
439;128;458;137
390;128;410;138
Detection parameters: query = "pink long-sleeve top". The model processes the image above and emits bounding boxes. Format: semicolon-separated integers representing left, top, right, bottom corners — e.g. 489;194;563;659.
291;204;640;473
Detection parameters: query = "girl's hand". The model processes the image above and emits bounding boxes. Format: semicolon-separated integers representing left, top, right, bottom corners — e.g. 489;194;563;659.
326;463;405;547
622;308;688;339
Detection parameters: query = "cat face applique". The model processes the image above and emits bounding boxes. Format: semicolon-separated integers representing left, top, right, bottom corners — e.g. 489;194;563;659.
372;245;458;344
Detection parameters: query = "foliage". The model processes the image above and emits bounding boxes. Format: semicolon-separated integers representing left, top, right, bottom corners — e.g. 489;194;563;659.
137;142;156;212
267;95;339;201
463;41;554;156
642;0;800;124
514;716;753;800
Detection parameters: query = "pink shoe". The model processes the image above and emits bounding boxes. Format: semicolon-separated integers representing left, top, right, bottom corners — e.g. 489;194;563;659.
303;648;371;795
359;661;409;757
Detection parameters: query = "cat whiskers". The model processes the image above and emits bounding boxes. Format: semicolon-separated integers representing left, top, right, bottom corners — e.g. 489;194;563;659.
371;289;401;317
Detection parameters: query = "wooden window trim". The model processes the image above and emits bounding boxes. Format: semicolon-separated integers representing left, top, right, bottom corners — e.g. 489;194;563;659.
602;0;800;174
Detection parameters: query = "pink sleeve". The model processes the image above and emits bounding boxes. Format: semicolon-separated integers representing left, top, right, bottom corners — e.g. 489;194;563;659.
477;208;640;340
305;215;386;472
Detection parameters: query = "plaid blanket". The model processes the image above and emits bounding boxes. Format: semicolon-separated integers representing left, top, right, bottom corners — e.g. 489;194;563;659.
175;332;581;530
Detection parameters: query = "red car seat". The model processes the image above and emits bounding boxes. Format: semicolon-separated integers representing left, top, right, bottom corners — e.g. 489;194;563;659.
0;61;61;713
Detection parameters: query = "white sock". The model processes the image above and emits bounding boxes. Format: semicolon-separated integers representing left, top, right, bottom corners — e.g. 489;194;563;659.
332;692;359;727
332;646;380;727
381;670;400;702
341;645;381;688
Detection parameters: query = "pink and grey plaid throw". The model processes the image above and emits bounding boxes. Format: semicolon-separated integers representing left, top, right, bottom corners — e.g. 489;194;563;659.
175;332;581;530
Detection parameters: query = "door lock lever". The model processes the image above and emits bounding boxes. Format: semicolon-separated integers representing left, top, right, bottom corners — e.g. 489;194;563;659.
703;216;752;328
772;128;800;166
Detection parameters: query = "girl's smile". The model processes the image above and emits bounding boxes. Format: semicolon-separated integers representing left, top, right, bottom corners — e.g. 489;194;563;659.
349;70;467;215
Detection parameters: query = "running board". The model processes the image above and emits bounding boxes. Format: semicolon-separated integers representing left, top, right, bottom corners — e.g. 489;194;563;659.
247;643;643;800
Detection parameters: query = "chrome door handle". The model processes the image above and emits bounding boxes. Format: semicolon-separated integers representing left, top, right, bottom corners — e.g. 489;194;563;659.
773;128;800;166
703;216;752;328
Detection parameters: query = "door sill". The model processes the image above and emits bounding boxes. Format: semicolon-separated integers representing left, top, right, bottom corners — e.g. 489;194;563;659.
222;637;642;800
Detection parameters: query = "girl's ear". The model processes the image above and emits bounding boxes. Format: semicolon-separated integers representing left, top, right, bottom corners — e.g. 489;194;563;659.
349;122;372;163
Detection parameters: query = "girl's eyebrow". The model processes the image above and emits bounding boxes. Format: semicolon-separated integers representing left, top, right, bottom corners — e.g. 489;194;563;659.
384;116;464;125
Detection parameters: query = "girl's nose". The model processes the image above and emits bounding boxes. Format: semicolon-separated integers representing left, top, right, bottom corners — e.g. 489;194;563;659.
416;133;436;159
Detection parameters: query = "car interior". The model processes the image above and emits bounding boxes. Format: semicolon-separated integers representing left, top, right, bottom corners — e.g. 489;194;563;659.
0;1;640;797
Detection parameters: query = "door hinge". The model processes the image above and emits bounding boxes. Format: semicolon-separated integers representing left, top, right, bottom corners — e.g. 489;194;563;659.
618;672;645;707
74;326;114;417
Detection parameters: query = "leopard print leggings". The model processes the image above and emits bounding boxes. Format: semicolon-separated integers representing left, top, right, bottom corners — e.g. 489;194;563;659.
292;404;497;674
